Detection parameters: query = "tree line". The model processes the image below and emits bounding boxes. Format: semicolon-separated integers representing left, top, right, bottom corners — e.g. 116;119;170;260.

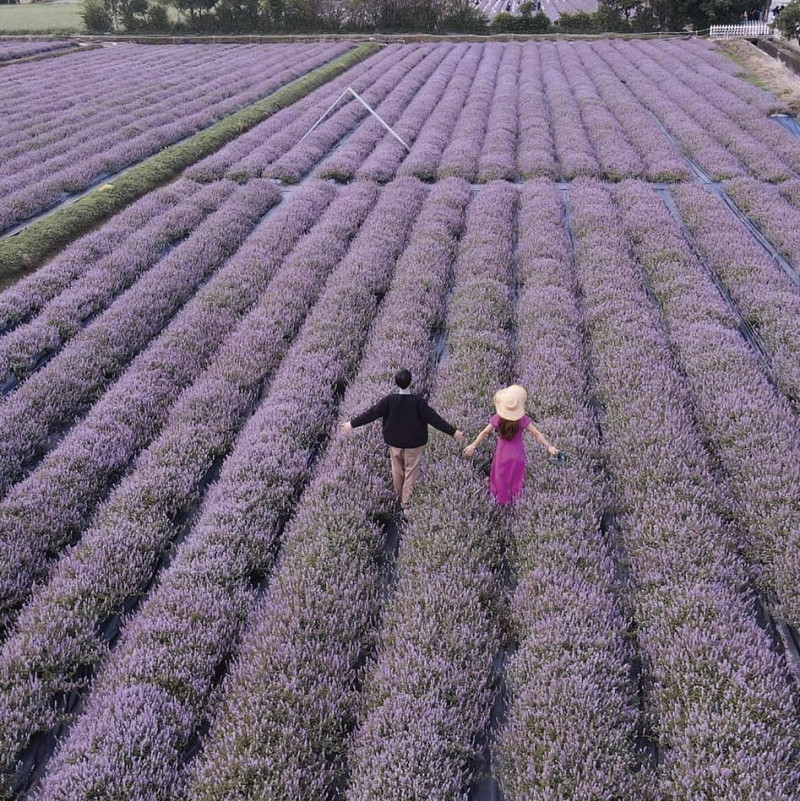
81;0;792;36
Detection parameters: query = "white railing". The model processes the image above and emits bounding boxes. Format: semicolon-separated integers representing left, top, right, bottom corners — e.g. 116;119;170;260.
710;22;771;38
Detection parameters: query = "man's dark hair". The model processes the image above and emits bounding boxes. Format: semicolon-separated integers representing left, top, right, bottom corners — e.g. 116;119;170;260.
395;369;412;389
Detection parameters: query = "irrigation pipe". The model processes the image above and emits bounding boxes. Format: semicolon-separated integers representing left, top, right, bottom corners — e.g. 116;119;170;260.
657;186;773;366
640;104;800;290
299;86;411;152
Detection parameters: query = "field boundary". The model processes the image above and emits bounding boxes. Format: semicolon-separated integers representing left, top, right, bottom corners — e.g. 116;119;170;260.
756;37;800;78
0;42;94;69
71;31;697;44
0;41;380;282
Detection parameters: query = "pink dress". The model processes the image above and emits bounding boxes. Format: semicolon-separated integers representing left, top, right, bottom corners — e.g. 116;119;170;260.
489;414;530;505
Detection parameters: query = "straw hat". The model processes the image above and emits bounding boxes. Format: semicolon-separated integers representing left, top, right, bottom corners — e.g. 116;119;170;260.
493;385;527;421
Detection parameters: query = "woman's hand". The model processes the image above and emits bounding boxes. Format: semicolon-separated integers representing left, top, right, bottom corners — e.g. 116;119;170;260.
463;444;476;458
547;445;558;456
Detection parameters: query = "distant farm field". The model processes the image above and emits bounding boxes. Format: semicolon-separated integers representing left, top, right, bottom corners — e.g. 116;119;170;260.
1;38;800;801
0;3;84;32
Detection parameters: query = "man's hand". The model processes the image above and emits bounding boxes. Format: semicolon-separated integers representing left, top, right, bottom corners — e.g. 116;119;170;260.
454;429;465;443
341;421;353;434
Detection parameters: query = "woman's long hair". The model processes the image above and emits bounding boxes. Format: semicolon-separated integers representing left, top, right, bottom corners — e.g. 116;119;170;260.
498;417;520;440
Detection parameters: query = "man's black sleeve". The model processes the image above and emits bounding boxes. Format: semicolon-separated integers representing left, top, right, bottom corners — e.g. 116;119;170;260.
419;398;456;436
351;395;390;428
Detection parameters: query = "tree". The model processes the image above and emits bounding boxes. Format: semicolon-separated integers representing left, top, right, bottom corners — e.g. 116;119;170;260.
436;0;488;32
490;7;551;30
775;0;800;37
646;0;749;30
122;0;150;29
172;0;219;23
146;1;170;27
555;9;601;30
81;0;113;31
214;0;262;29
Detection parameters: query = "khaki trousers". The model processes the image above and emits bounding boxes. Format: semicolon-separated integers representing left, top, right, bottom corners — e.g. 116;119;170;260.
389;446;423;506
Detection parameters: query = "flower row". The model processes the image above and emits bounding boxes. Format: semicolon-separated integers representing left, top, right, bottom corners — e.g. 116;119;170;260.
189;40;785;189
15;180;380;799
316;43;467;183
517;45;558;179
0;43;348;230
646;40;776;111
723;177;800;272
0;180;236;389
392;44;486;181
0;40;77;63
186;44;414;182
495;180;645;798
354;44;475;183
0;181;197;333
344;181;517;799
1;43;347;158
593;41;747;182
265;45;450;184
618;179;800;639
672;181;800;406
572;178;799;797
180;178;465;800
637;40;799;171
0;180;345;639
0;178;426;788
596;40;798;182
0;180;278;498
570;43;690;182
434;43;506;182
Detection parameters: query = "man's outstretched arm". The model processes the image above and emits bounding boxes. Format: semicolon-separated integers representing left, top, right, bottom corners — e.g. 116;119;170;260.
341;396;389;433
420;400;464;442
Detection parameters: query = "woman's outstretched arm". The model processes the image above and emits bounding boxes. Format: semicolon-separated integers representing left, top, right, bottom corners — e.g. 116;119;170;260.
525;422;559;456
463;424;494;457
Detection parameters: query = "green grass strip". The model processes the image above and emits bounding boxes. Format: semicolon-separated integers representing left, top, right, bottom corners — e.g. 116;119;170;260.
0;43;381;281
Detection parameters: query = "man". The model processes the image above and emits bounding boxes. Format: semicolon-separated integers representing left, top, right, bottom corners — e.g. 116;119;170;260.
341;369;464;507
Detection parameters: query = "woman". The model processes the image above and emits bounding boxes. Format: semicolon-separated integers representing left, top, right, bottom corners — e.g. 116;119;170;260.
463;385;559;505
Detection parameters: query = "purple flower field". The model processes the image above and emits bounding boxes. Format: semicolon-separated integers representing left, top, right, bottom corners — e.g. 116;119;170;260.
1;37;800;800
0;42;350;232
0;41;77;64
476;0;599;21
185;38;799;186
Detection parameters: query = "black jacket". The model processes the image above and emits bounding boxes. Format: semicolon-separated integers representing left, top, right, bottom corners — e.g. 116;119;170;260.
350;392;456;448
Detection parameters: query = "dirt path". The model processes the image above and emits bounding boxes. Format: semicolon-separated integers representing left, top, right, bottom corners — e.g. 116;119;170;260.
718;39;800;115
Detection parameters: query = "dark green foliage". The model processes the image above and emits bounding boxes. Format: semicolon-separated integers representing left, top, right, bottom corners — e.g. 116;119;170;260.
174;0;220;21
147;2;170;27
121;0;151;29
553;0;645;32
529;10;552;29
437;0;489;32
490;8;551;31
651;0;750;29
80;0;113;31
629;5;659;30
775;0;800;37
554;9;604;31
0;44;379;282
600;0;750;30
490;11;520;30
204;0;261;30
80;0;174;32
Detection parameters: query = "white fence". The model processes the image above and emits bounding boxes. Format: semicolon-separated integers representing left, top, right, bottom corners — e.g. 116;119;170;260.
709;22;771;38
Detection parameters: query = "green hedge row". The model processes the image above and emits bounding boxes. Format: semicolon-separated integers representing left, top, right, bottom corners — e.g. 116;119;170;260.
0;42;380;281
